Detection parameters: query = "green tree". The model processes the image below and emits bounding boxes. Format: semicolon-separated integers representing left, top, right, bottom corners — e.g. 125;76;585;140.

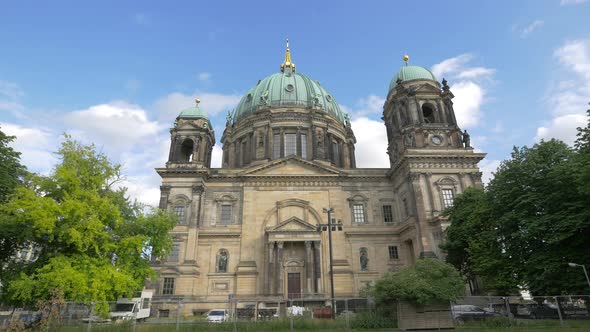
0;126;27;202
371;258;464;306
443;110;590;295
441;187;518;295
0;137;176;311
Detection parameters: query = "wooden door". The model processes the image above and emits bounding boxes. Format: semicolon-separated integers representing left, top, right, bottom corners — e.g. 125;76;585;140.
287;273;301;299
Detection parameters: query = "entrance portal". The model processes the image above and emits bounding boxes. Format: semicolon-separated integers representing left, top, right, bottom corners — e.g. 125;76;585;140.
287;272;301;299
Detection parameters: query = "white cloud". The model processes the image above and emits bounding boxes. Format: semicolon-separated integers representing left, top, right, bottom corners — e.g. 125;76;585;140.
198;72;211;82
555;39;590;81
457;67;496;79
0;122;57;173
344;95;385;119
535;114;586;144
431;54;495;129
211;145;223;168
0;81;24;99
539;39;590;145
154;92;241;122
0;80;25;117
479;159;501;185
450;81;484;128
431;54;473;79
560;0;588;5
65;101;163;150
519;20;544;38
350;117;389;168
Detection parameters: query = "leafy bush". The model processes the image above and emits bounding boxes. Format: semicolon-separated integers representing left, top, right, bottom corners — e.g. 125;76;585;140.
371;258;464;306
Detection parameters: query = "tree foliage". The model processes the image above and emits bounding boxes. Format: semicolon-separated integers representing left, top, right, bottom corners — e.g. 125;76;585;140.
0;126;27;202
443;107;590;295
0;136;176;309
371;258;464;306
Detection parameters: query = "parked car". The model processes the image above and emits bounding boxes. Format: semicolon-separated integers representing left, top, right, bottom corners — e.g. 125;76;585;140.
206;309;229;323
518;303;559;319
452;305;503;323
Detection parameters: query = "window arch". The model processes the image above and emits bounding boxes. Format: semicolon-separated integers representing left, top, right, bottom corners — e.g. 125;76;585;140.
422;103;436;123
179;138;194;162
214;194;238;225
171;195;190;225
348;194;369;224
435;177;459;210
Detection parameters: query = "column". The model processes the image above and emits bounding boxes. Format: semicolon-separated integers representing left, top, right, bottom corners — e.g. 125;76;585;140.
277;241;284;296
268;242;275;295
305;241;313;294
313;241;322;293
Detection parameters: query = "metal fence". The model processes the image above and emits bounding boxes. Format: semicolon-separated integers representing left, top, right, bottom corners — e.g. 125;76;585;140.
1;295;589;331
0;297;395;331
451;295;590;329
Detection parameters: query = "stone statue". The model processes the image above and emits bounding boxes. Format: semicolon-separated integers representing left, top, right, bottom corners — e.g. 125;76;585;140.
360;249;369;271
316;129;324;147
462;130;471;148
226;110;232;125
404;132;415;147
259;90;269;106
217;251;228;273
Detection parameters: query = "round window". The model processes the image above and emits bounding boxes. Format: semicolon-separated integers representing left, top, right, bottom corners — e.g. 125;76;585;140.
285;84;294;92
325;95;333;102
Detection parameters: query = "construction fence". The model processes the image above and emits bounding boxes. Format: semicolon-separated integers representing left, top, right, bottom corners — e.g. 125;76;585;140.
1;295;589;331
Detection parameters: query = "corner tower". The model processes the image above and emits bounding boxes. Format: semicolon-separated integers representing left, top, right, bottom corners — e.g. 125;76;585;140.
383;56;485;259
167;99;215;168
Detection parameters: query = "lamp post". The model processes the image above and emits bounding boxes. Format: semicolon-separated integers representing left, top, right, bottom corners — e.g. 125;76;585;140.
568;262;590;290
318;207;342;319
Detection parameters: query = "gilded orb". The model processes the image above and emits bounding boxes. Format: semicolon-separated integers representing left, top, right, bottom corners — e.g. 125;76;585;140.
403;55;410;62
195;98;201;104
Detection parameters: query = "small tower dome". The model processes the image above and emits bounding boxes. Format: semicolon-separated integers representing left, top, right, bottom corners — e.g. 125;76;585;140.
388;55;438;91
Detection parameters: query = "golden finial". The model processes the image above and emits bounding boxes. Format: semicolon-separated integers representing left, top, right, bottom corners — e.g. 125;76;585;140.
195;98;201;105
403;54;409;65
281;38;295;73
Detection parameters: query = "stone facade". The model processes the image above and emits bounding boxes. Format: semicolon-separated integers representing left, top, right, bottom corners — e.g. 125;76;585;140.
151;54;485;313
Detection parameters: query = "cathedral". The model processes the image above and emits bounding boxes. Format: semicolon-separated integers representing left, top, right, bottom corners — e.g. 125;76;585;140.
152;43;485;313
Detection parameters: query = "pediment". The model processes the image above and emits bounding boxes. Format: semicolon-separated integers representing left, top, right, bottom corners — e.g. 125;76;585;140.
241;156;342;176
268;216;317;233
413;83;442;94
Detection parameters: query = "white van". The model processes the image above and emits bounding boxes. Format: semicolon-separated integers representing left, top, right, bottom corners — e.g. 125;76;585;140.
110;289;153;322
206;309;229;323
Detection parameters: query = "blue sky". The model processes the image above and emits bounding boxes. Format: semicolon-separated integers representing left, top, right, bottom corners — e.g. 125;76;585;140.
1;0;589;205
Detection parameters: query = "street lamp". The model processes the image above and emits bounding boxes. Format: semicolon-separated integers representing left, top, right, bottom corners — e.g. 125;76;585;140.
568;262;590;290
317;207;342;319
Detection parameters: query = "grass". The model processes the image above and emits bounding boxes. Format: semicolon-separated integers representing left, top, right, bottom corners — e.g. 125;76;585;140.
26;317;590;331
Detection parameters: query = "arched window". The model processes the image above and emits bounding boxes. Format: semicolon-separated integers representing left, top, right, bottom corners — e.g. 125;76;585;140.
180;138;194;162
216;249;229;273
422;103;436;123
171;195;190;225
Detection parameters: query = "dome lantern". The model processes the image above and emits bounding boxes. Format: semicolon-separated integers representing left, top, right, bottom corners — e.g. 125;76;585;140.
280;38;296;74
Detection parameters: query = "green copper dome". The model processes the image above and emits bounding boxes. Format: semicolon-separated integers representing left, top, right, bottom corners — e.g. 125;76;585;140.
178;99;209;120
176;99;212;128
233;71;346;124
389;65;437;91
